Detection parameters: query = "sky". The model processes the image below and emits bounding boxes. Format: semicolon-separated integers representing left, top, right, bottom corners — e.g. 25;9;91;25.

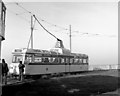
1;0;118;67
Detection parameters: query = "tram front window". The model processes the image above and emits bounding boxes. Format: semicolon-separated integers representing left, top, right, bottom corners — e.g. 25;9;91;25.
12;55;23;63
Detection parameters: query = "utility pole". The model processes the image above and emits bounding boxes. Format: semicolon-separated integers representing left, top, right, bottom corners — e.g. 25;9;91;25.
31;15;33;49
69;25;71;53
69;25;72;73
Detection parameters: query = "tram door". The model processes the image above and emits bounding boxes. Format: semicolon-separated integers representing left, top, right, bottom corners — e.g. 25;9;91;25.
64;57;70;73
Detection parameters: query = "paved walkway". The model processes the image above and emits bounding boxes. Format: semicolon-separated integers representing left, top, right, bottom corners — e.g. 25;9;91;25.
1;78;35;86
102;88;120;95
52;69;119;79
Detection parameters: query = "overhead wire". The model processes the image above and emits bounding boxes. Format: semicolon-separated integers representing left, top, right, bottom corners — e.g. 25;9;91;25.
72;31;117;38
14;2;69;33
6;8;31;24
14;2;64;40
5;2;62;48
4;2;15;5
5;2;31;24
33;16;69;35
7;2;117;38
15;2;32;14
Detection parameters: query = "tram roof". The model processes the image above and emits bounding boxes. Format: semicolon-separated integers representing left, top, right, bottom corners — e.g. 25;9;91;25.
12;48;57;54
71;53;88;58
12;48;88;58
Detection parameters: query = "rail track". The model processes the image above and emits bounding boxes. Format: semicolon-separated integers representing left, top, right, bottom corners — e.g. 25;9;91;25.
2;69;118;87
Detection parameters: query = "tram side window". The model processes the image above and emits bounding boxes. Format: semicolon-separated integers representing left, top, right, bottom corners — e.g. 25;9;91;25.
58;58;61;63
61;58;65;63
12;55;22;63
79;59;82;64
34;57;42;63
53;57;58;63
44;57;49;63
49;57;53;63
65;58;68;63
47;57;57;63
65;58;70;64
86;58;88;64
25;54;33;63
70;58;73;64
34;57;50;63
47;57;54;63
83;59;87;64
74;58;79;64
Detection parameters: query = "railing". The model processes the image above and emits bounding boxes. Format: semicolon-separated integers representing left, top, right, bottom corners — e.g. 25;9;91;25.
88;64;119;71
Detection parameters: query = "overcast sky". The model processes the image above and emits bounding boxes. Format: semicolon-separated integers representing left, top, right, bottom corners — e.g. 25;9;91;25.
1;0;118;66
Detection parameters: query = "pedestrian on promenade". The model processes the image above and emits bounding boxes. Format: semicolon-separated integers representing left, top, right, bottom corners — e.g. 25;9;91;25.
2;59;9;84
18;61;25;81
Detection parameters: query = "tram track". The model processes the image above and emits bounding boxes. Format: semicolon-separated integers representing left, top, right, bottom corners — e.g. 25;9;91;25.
2;69;119;96
2;69;117;86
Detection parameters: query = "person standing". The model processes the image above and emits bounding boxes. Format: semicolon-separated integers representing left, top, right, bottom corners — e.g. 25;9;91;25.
18;61;25;81
2;59;9;84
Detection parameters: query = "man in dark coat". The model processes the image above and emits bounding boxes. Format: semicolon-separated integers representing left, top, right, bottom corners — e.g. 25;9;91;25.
2;59;9;84
18;61;25;81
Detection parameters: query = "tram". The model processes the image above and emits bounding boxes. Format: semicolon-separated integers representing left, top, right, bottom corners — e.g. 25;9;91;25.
9;40;89;76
